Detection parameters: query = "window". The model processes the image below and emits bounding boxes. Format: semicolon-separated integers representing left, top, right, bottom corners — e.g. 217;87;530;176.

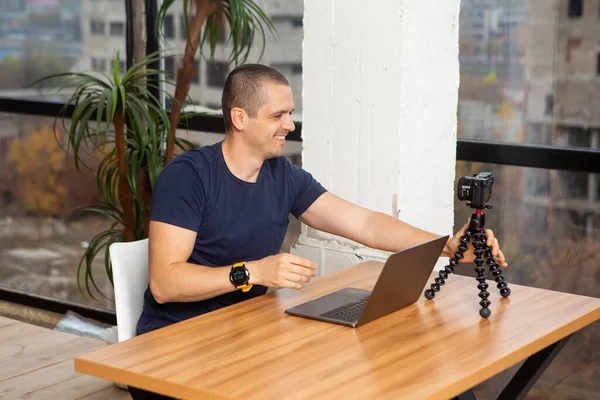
271;63;302;76
0;113;114;311
109;22;124;37
180;15;187;39
567;127;591;148
457;2;598;148
218;26;227;44
568;0;583;18
544;94;554;116
164;15;174;39
90;20;105;35
558;170;589;198
271;16;303;28
163;1;304;115
207;62;227;88
456;4;600;393
454;161;600;285
91;57;105;71
0;1;125;103
164;56;176;79
525;124;552;145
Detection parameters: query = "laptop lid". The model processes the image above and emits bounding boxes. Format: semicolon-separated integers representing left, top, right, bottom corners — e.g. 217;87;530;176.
356;235;449;326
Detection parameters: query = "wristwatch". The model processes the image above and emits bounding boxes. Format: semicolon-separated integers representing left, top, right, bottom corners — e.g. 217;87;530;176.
230;262;253;292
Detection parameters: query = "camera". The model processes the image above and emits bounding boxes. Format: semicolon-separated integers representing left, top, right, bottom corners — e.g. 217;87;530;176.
457;172;493;208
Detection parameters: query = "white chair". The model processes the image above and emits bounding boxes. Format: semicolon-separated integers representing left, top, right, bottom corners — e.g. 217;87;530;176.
109;238;149;343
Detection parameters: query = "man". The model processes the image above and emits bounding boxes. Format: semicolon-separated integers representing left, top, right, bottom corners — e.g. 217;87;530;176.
130;64;507;399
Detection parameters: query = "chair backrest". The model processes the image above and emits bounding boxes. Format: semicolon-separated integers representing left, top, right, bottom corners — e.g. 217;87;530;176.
109;238;149;343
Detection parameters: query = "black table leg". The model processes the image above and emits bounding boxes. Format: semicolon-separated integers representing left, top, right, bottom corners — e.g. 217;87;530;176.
452;389;478;400
496;335;572;400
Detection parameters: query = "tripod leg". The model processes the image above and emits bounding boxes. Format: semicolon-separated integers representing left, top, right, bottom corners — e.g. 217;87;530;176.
484;244;511;298
424;230;470;300
472;229;491;318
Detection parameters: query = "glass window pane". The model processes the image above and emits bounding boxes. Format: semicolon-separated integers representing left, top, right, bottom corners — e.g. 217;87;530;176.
568;0;583;18
164;14;174;39
0;0;126;102
458;1;600;150
206;62;227;88
109;21;124;37
162;0;303;119
0;112;114;311
452;161;599;399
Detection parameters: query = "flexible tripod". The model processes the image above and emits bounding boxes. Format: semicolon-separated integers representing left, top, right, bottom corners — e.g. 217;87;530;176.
424;203;511;318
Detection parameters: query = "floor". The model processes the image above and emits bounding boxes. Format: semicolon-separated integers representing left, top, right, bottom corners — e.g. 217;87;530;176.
0;315;130;400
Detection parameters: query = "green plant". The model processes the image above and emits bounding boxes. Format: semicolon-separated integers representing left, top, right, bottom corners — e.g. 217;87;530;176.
35;0;276;301
36;51;194;299
157;0;275;164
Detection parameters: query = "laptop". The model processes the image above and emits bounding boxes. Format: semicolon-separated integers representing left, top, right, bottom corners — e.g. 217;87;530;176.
284;235;449;328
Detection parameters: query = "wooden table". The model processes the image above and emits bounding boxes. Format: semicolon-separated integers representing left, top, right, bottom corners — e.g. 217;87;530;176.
74;261;600;400
0;315;130;399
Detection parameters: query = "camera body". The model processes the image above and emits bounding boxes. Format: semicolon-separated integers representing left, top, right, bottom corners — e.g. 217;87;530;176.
457;172;493;208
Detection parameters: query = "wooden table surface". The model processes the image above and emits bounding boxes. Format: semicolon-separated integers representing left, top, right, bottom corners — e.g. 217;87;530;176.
75;261;600;400
0;315;130;399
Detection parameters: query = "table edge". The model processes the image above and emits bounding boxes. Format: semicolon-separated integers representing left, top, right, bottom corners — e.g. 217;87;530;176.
74;357;235;400
431;304;600;400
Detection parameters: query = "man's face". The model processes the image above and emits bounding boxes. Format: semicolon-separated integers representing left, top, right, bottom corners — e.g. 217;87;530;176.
246;82;295;159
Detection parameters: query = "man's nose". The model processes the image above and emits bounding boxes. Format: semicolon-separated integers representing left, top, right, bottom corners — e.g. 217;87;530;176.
284;117;295;132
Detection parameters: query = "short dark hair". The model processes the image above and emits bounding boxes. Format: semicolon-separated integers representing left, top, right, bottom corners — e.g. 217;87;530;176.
221;64;289;132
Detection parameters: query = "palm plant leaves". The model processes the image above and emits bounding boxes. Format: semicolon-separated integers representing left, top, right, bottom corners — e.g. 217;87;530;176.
33;0;274;302
34;50;195;300
220;0;276;64
157;0;276;164
158;0;275;64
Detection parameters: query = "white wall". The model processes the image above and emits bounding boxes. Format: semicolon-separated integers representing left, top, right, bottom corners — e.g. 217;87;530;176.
293;0;461;274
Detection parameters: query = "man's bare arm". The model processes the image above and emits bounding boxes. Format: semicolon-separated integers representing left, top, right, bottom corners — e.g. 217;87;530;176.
148;221;318;304
298;192;444;255
299;192;507;266
148;221;239;303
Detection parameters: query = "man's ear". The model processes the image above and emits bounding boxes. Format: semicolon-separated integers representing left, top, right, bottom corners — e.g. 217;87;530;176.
230;107;247;132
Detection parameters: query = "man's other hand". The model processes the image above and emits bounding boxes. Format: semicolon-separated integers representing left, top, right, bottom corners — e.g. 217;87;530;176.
247;253;318;289
443;219;508;267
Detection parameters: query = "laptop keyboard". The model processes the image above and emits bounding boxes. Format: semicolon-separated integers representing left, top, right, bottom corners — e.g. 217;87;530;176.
318;296;370;323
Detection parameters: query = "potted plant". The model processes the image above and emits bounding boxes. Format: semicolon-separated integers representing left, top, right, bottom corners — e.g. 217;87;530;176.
36;0;275;300
36;50;195;299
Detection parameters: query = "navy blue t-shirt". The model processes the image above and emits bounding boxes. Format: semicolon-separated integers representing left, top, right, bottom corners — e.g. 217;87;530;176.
136;141;327;334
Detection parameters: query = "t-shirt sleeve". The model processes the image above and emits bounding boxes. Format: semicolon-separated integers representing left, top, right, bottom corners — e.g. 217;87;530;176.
288;162;327;219
149;160;205;232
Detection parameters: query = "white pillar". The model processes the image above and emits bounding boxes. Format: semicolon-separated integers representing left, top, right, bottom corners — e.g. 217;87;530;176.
293;0;461;274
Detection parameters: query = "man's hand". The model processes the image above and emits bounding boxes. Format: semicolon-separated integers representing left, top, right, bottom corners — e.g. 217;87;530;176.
443;219;508;267
247;253;318;289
